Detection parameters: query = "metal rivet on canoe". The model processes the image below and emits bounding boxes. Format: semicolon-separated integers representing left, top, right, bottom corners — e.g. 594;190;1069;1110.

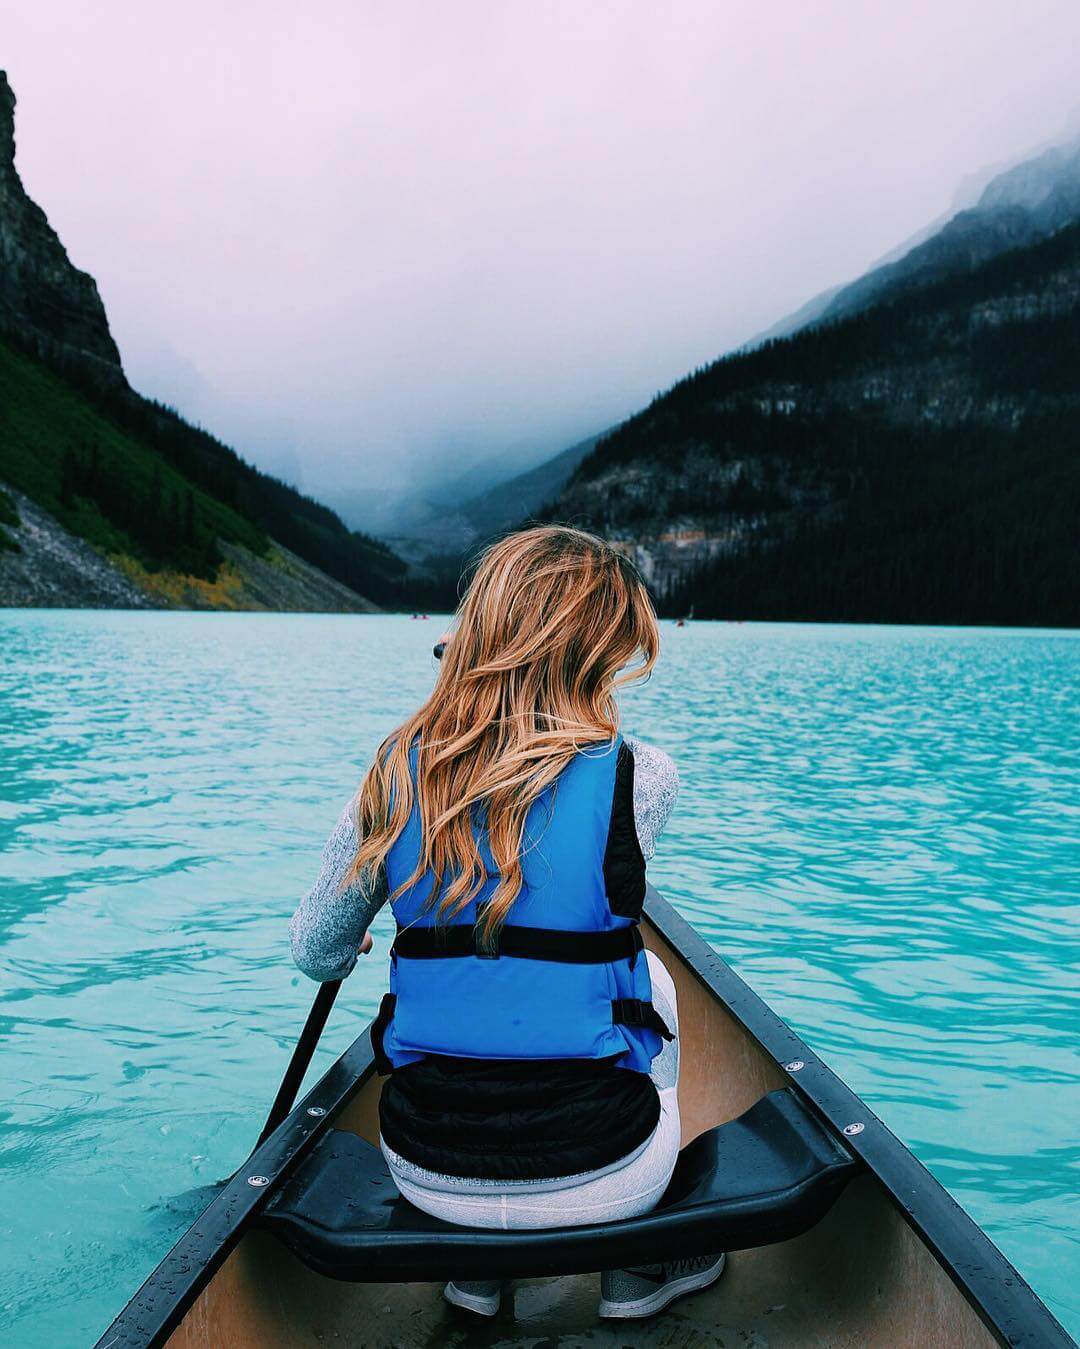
306;1106;327;1117
247;1174;271;1187
784;1060;805;1072
843;1123;865;1136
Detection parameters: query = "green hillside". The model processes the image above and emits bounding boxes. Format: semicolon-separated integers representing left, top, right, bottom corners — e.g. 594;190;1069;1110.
0;336;406;604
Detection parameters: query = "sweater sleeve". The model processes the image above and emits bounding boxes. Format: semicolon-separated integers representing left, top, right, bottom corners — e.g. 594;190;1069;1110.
623;736;680;861
289;797;389;983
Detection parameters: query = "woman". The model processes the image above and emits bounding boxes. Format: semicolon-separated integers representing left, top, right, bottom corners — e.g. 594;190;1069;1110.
290;526;725;1320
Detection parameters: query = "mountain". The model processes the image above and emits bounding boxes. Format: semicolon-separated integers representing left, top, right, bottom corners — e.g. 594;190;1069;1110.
395;133;1080;565
413;129;1080;614
0;71;405;611
755;133;1080;344
550;221;1080;626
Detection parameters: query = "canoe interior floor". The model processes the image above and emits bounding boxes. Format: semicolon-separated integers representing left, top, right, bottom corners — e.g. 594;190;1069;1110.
172;1176;994;1349
243;1244;843;1348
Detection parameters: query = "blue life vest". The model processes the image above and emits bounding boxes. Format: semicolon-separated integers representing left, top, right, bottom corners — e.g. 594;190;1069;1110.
373;734;670;1075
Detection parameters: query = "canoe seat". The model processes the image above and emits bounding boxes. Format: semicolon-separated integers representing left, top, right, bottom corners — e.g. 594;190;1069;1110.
258;1088;859;1282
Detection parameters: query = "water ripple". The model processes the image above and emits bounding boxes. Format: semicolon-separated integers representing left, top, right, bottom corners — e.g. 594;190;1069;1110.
0;612;1077;1341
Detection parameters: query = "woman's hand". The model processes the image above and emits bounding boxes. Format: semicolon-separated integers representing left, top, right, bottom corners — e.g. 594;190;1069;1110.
358;931;374;956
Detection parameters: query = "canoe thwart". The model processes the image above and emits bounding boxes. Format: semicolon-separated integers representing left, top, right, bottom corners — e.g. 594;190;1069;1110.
258;1087;859;1283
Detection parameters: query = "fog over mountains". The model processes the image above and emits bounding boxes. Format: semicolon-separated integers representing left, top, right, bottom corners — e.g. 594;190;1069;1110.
759;133;1080;342
532;137;1080;627
365;127;1080;620
1;56;1076;624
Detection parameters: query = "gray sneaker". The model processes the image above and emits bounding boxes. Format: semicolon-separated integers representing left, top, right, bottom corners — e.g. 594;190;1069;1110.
443;1279;501;1316
599;1253;726;1318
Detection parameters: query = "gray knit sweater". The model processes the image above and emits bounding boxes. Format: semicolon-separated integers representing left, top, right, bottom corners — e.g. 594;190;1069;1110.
289;737;679;983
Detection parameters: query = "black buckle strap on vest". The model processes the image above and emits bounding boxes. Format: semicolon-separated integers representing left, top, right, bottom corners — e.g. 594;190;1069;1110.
612;997;674;1042
370;993;397;1075
393;922;644;966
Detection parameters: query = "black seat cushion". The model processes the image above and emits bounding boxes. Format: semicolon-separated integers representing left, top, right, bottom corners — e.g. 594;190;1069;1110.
259;1088;858;1283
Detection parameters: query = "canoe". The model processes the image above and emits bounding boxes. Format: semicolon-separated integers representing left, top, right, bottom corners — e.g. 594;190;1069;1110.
94;888;1072;1348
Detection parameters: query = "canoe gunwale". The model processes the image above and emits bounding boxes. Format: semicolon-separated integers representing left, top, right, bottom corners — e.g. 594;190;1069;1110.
92;1032;377;1348
92;887;1073;1349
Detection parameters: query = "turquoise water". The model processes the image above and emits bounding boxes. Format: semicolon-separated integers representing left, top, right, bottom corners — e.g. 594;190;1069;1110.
0;611;1076;1344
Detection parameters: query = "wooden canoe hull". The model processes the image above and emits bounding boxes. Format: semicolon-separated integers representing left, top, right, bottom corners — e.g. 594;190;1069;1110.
95;892;1071;1349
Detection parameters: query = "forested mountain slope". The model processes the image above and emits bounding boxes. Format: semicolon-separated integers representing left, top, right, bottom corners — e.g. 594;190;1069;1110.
0;336;402;608
552;223;1080;626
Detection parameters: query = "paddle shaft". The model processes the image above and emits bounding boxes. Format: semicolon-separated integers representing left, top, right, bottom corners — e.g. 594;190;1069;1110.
255;978;343;1150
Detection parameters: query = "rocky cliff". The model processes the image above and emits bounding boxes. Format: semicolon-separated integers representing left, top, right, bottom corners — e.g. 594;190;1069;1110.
0;71;125;388
0;484;159;608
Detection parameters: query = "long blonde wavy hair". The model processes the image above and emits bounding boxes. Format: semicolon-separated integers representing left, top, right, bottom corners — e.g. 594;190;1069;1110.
349;525;660;945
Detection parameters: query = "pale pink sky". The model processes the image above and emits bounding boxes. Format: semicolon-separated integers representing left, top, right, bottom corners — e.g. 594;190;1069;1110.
6;1;1080;506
